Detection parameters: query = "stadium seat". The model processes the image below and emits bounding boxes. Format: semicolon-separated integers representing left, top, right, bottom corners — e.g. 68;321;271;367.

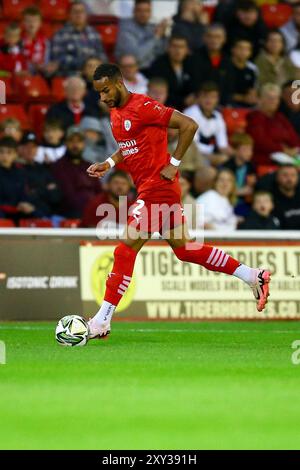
14;75;51;104
60;219;81;228
0;20;10;38
42;22;63;39
0;219;15;227
28;104;49;139
222;107;250;135
19;218;53;228
256;165;278;177
51;77;66;102
2;0;33;20
96;23;119;58
0;104;28;128
38;0;70;22
0;76;20;102
261;4;292;29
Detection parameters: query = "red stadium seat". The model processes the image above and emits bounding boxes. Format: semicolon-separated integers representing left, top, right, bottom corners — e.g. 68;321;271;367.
0;76;20;102
261;4;292;29
60;219;81;228
38;0;70;22
0;20;10;38
0;219;15;227
0;104;28;128
2;0;33;20
256;165;278;177
222;107;250;135
14;75;51;104
51;77;66;102
42;21;63;39
28;104;49;139
19;218;53;228
96;23;119;59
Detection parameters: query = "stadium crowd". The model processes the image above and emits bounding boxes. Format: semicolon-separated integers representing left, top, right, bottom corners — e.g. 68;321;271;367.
0;0;300;231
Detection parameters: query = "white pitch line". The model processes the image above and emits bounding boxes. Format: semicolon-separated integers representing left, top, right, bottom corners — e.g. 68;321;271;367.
0;325;299;334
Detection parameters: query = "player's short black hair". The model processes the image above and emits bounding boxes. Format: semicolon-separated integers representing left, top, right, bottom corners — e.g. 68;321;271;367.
0;136;17;150
93;63;122;82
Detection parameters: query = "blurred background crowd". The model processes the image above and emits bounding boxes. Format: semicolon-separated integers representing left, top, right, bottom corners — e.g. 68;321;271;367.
0;0;300;231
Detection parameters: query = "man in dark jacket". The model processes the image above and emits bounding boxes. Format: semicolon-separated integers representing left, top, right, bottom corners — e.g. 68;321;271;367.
147;34;194;110
19;131;62;216
0;137;41;221
51;126;102;217
256;164;300;229
239;191;280;230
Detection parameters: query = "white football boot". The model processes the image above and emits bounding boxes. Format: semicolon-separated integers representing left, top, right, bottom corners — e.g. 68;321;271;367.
88;317;111;340
250;269;271;312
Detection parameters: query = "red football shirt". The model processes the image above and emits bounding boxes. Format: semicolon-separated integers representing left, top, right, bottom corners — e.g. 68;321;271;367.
110;93;180;196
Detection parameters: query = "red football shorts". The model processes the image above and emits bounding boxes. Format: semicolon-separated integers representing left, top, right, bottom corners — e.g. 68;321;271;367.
127;186;185;234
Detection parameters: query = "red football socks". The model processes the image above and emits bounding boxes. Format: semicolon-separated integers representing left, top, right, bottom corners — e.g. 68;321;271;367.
173;242;240;275
104;242;138;306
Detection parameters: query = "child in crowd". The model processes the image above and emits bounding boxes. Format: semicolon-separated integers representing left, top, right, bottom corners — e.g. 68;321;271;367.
21;6;49;74
239;191;280;230
0;118;23;143
35;119;66;164
0;23;27;74
223;132;256;215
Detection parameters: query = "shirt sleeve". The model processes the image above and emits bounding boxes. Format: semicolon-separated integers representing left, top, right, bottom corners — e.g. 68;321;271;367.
138;99;174;127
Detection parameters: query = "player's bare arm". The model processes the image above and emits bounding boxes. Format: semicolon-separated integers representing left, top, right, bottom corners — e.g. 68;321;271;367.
160;110;198;181
86;149;124;178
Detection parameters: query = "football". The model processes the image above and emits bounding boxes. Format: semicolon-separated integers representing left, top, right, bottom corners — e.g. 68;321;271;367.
55;315;89;347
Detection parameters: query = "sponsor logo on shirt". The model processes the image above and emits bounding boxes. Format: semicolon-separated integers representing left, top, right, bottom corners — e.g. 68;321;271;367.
118;139;139;157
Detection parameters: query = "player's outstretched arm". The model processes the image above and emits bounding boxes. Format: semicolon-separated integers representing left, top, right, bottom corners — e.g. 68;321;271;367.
87;149;123;178
160;110;198;181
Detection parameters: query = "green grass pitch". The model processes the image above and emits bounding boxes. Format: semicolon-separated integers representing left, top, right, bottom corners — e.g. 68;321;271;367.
0;321;299;450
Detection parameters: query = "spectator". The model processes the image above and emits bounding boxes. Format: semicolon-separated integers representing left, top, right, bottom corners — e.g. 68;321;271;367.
51;126;101;217
280;2;300;52
0;118;23;143
46;76;98;131
196;168;238;231
119;54;148;95
21;6;49;75
82;170;134;228
48;0;107;77
80;116;118;163
225;38;258;107
223;133;256;215
256;164;300;229
20;132;62;217
239;191;280;230
192;166;217;197
255;30;297;88
247;83;300;167
147;34;194;109
179;171;198;229
192;24;230;104
280;80;300;136
0;22;27;74
18;131;40;163
184;82;230;166
81;56;108;117
35;119;66;164
115;0;169;70
172;0;209;52
147;76;169;103
168;126;205;172
225;0;267;58
0;136;39;220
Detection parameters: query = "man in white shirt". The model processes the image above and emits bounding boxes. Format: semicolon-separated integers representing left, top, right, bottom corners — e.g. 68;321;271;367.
184;81;231;166
118;54;148;94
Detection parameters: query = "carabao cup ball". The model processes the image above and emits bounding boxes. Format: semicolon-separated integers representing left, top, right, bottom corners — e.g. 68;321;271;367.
55;315;89;347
